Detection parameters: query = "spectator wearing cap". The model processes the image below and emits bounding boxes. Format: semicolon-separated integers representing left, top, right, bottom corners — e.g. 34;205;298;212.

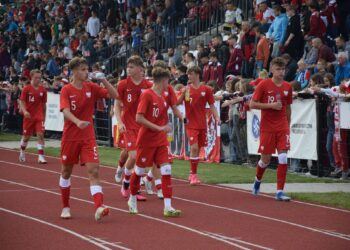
255;0;275;32
226;35;243;76
86;10;100;38
335;52;350;86
284;5;304;60
266;4;288;58
254;26;270;78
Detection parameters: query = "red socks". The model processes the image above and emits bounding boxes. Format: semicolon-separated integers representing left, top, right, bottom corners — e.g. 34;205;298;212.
60;187;70;208
161;175;172;199
93;193;103;209
190;158;199;174
277;164;288;190
256;160;268;181
130;172;141;196
118;158;126;168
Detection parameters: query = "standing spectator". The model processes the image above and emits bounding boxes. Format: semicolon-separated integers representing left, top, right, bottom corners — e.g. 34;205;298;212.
201;53;210;83
226;35;243;76
148;47;164;66
86;10;100;38
208;52;224;89
335;52;350;86
256;0;275;32
281;53;298;82
254;26;270;78
266;4;288;58
307;2;326;41
0;45;11;73
46;54;60;78
184;52;196;69
167;47;181;68
211;35;230;75
240;21;256;78
284;5;304;60
131;23;142;53
223;1;243;33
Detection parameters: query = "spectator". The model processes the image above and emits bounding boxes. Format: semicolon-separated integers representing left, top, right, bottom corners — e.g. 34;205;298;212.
309;73;325;88
254;26;270;78
86;10;101;38
167;47;181;68
46;54;60;78
131;23;142;52
223;1;243;33
0;45;11;73
184;52;196;69
307;2;326;41
312;38;336;64
176;65;188;86
303;36;318;66
211;35;230;75
323;73;336;88
313;58;328;77
255;0;275;32
266;4;288;58
335;52;350;85
282;53;298;82
335;36;350;58
226;35;243;76
284;5;304;60
208;52;224;89
201;53;210;83
240;21;256;78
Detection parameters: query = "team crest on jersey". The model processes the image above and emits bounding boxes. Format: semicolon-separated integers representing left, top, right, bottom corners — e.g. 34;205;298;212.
141;157;146;162
284;91;289;96
201;92;206;96
164;102;167;107
40;92;43;96
86;92;91;98
141;89;145;93
164;91;168;96
127;142;132;147
62;155;67;160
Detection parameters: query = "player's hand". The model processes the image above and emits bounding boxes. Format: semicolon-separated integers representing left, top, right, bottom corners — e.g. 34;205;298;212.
118;122;126;133
76;120;90;129
23;111;31;119
159;125;171;133
271;101;282;110
215;118;221;125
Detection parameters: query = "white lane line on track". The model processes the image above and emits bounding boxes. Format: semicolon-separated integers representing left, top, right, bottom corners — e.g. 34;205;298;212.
0;207;112;250
87;236;132;250
1;160;349;243
0;177;252;250
1;147;349;214
204;232;273;250
0;186;117;193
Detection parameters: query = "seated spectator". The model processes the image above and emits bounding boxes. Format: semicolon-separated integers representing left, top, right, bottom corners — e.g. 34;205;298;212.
312;38;336;64
335;52;350;85
313;59;328;77
282;53;298;82
303;36;318;66
335;36;350;58
295;59;311;90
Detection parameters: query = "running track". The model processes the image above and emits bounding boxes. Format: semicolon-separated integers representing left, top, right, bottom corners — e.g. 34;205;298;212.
0;148;349;250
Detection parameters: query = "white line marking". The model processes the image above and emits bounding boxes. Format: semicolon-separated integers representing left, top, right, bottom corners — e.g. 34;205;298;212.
87;236;132;250
0;177;252;249
205;232;273;250
0;207;112;250
1;147;349;214
1;160;349;242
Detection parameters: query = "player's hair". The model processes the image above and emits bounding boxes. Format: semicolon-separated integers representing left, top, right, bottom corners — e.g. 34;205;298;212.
30;69;41;76
153;60;168;69
69;57;88;70
187;65;202;75
127;55;144;68
152;67;171;82
270;57;286;68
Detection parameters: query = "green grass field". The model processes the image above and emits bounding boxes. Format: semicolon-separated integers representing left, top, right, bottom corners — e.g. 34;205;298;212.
24;146;350;210
0;133;25;142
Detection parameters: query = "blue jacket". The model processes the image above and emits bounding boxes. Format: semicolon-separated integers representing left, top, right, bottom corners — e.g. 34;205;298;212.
335;62;350;86
267;13;288;45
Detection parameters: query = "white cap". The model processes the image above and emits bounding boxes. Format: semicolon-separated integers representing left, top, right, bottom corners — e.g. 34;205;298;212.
256;0;267;5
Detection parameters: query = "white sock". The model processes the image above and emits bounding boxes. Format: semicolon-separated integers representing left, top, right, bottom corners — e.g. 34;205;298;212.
90;185;102;196
59;176;71;188
147;170;154;179
164;198;171;209
155;179;162;186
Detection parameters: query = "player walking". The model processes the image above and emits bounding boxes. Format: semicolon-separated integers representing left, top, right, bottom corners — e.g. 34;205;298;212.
250;57;293;201
59;57;117;220
19;69;48;164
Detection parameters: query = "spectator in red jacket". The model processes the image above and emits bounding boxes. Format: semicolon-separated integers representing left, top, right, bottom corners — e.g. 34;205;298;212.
312;38;336;64
201;52;210;84
226;35;243;76
307;2;326;41
240;21;256;78
208;52;224;89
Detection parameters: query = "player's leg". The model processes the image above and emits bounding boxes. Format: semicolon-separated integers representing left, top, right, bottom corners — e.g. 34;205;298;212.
157;147;180;217
186;128;200;184
19;119;33;162
121;149;135;197
153;166;163;199
115;148;128;183
60;164;73;219
275;131;291;201
36;121;47;163
143;166;155;195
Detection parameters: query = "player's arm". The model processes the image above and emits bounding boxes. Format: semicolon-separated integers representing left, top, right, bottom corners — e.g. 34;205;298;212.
171;105;183;121
62;108;90;129
100;78;117;98
176;87;186;105
114;99;126;132
136;113;170;132
42;90;47;121
19;89;30;118
286;104;291;126
209;104;221;124
249;99;282;110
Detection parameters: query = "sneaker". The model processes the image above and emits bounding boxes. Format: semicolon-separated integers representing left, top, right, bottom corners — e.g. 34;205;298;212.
164;207;181;217
128;197;138;214
340;171;349;180
95;206;109;221
60;207;71;219
157;189;164;199
136;194;147;201
121;184;130;198
19;150;25;162
114;167;123;183
275;191;291;201
38;155;47;164
142;176;153;194
331;168;342;178
190;174;201;185
188;174;192;182
252;179;261;195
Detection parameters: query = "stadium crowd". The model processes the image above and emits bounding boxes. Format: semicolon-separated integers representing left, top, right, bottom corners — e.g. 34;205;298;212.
0;0;349;180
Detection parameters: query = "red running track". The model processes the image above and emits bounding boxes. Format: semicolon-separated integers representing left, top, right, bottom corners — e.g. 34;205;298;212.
0;148;349;250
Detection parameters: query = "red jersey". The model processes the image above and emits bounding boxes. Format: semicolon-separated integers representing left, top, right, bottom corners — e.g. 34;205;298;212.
184;84;215;129
20;84;47;120
60;82;109;141
117;77;153;130
252;79;293;133
163;84;177;109
136;89;168;148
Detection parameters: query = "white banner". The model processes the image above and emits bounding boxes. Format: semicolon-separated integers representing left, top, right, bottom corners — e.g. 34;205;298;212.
45;92;64;132
339;102;350;129
247;99;318;160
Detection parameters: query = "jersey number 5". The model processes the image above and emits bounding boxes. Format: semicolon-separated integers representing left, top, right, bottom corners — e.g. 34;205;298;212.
71;100;76;110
